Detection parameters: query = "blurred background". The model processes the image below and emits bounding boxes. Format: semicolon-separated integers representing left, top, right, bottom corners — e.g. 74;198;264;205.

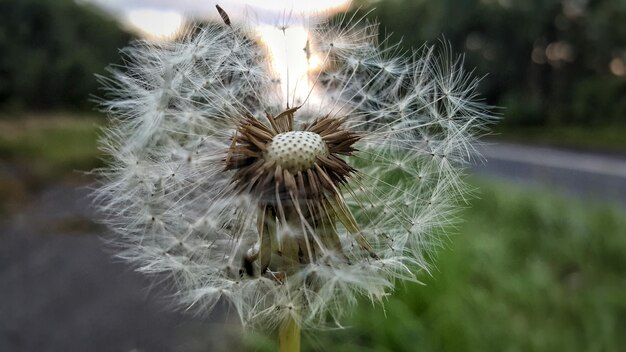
0;0;624;351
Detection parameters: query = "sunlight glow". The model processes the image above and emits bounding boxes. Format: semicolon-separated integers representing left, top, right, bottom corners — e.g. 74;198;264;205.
252;0;350;106
257;25;325;106
122;0;351;103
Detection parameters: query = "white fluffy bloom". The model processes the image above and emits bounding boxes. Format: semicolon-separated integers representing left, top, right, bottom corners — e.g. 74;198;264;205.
95;12;491;331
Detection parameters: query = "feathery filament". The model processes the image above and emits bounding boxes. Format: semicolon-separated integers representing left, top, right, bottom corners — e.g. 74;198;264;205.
95;12;492;332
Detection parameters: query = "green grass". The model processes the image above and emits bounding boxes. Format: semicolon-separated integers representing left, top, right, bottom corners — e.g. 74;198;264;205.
247;180;626;352
0;113;103;179
309;180;626;352
493;124;626;153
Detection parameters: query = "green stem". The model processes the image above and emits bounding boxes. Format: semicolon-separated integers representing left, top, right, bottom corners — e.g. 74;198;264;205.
278;316;300;352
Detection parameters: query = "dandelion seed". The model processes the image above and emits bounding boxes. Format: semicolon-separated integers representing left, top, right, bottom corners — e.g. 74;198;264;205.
95;9;493;350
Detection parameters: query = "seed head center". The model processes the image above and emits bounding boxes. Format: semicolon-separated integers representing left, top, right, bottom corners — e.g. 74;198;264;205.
265;131;328;172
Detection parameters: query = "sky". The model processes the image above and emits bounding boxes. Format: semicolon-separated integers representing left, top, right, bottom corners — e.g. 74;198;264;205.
84;0;351;39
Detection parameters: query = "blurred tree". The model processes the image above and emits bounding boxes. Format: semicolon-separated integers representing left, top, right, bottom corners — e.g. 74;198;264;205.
0;0;131;111
359;0;626;126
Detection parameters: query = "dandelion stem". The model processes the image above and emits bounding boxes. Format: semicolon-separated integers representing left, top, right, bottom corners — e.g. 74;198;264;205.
278;316;300;352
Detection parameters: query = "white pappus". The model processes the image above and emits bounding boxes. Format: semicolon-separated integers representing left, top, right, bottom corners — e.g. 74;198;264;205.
94;9;493;333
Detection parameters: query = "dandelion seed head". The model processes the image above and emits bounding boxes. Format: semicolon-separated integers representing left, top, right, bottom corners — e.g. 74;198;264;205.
95;10;493;331
265;131;328;172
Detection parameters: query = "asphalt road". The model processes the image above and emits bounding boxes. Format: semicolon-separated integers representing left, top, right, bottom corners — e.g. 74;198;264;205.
0;184;241;352
1;142;624;352
474;142;626;207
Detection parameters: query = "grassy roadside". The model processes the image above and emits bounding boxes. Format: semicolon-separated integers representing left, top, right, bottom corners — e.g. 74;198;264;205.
1;114;624;350
0;113;103;214
492;124;626;153
0;113;103;179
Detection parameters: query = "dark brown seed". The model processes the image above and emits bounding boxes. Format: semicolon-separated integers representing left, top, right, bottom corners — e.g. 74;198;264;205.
215;5;231;26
